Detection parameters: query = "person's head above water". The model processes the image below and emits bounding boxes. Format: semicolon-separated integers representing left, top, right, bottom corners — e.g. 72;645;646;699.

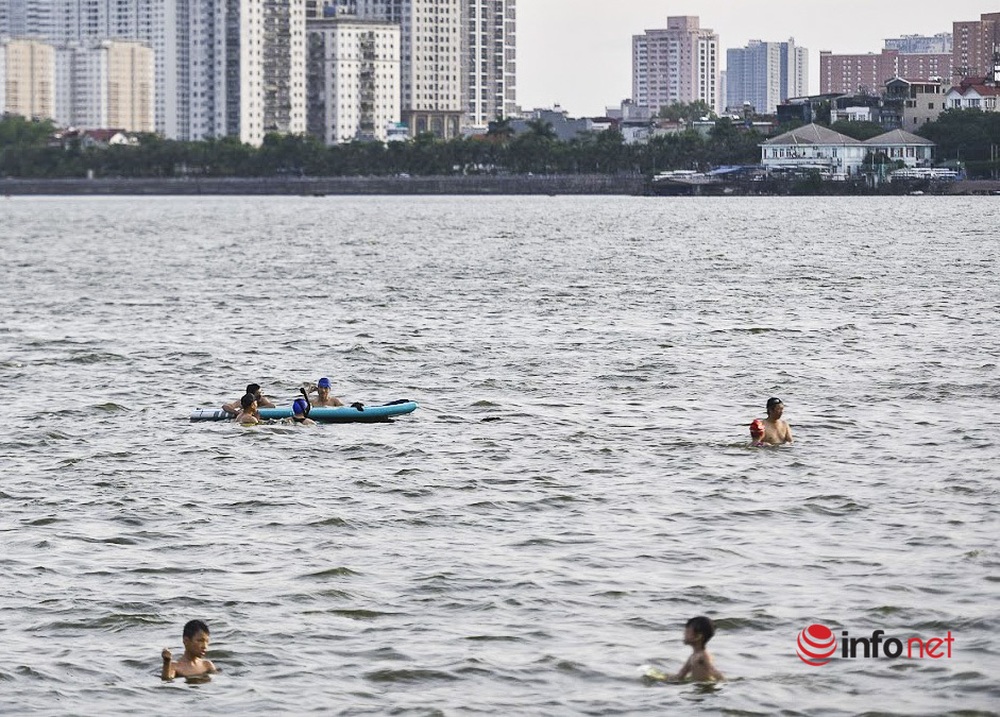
292;398;308;417
240;393;257;410
684;615;716;646
749;419;765;439
766;397;783;418
183;620;210;640
317;377;331;390
246;383;261;397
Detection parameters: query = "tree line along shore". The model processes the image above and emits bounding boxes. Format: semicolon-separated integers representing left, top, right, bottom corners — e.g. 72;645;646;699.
1;109;997;193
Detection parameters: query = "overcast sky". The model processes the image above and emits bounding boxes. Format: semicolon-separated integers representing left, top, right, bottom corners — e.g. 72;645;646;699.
517;0;993;115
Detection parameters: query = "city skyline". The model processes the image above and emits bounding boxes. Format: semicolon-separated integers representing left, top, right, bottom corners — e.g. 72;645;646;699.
518;0;995;116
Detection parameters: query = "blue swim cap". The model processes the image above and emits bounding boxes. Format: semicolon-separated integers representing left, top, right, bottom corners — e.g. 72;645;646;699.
293;398;308;415
317;377;331;389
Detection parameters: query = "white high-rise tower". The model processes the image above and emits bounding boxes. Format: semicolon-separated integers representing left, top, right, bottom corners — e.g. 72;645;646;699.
463;0;515;129
352;0;463;138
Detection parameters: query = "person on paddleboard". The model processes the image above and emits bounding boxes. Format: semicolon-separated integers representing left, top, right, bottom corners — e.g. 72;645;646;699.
760;397;793;444
161;620;218;680
306;377;344;407
223;383;275;413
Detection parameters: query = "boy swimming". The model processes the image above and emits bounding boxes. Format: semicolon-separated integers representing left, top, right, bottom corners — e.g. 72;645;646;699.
161;620;218;680
676;616;724;682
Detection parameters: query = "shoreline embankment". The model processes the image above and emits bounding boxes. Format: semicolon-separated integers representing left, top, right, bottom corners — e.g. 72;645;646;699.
0;174;646;196
2;175;998;196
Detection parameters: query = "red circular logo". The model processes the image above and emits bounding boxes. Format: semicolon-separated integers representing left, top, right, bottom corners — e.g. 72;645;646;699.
796;623;837;666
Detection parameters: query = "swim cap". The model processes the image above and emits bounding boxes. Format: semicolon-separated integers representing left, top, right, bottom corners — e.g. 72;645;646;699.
293;398;308;415
750;419;765;437
317;377;331;389
766;397;783;410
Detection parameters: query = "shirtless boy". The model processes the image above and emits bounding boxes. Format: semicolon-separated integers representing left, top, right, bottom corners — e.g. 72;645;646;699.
307;377;344;407
676;616;724;682
761;397;793;445
235;392;260;425
161;620;218;680
223;383;275;413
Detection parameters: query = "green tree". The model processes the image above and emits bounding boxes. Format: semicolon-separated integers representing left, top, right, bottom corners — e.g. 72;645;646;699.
829;120;886;141
0;114;56;148
918;108;1000;176
658;101;715;124
525;118;557;141
486;116;514;141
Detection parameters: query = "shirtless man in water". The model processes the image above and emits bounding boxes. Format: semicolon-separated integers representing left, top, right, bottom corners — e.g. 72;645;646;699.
761;397;793;444
223;383;275;413
306;377;345;407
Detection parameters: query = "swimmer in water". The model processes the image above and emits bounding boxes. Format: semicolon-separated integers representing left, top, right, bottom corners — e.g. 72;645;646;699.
285;397;316;426
676;616;724;682
306;377;344;407
161;620;218;680
234;393;260;425
223;383;275;413
761;397;793;444
749;418;766;446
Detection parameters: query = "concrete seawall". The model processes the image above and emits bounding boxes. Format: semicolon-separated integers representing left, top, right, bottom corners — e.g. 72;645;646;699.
3;175;996;197
0;174;647;196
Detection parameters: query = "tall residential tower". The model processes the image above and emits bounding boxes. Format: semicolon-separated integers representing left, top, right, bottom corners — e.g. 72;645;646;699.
726;38;808;113
352;0;464;138
632;16;719;114
463;0;516;129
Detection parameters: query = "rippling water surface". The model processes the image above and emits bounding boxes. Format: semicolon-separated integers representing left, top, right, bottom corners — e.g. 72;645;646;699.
1;195;998;715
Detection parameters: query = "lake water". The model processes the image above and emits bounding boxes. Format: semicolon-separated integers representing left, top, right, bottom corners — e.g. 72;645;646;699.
1;195;997;715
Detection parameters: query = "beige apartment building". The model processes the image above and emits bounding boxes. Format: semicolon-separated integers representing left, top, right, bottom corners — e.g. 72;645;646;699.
633;16;720;115
106;41;154;132
0;38;56;120
54;40;154;132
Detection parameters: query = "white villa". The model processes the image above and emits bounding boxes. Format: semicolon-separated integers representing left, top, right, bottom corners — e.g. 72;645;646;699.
760;123;935;176
944;82;1000;112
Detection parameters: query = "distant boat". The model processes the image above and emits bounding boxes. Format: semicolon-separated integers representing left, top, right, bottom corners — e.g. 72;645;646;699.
650;170;720;195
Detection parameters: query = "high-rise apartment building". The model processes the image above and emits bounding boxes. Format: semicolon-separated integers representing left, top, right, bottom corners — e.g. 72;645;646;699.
2;0;308;144
222;0;307;145
820;49;952;94
726;38;807;114
0;0;57;40
351;0;463;138
54;40;153;131
0;38;56;119
632;16;719;114
306;16;400;144
463;0;515;129
952;12;1000;82
107;40;154;130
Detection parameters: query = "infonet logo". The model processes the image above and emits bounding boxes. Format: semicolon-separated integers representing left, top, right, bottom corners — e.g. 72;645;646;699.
796;624;954;666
